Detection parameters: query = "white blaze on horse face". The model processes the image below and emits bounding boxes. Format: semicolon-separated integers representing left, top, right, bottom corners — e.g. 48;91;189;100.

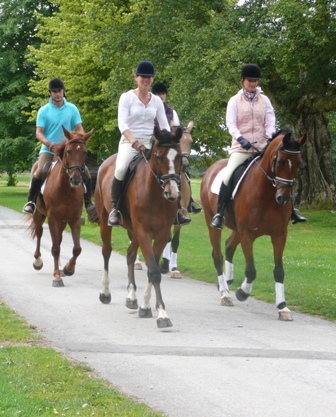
167;148;179;197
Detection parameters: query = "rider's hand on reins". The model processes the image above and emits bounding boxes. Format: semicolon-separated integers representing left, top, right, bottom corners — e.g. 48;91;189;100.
237;136;252;150
132;140;147;154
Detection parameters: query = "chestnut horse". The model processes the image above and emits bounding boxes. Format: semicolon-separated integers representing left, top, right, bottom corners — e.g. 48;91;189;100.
28;127;93;287
94;127;183;328
160;121;194;278
200;128;306;321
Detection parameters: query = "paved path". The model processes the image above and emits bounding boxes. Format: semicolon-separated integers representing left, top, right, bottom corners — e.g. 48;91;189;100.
1;205;336;417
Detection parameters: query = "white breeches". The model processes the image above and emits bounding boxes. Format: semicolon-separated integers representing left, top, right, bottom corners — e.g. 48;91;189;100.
222;152;251;185
114;135;152;181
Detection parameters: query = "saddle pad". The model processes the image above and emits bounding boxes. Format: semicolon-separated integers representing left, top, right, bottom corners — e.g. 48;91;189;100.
40;161;57;195
210;157;260;197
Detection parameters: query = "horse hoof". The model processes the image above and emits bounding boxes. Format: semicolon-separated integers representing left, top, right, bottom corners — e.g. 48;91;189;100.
134;262;142;270
139;307;152;318
160;266;169;274
99;292;111;304
33;262;43;271
278;308;293;321
235;288;249;302
126;298;138;310
52;279;64;287
220;291;234;306
171;269;182;279
157;317;173;328
63;266;74;276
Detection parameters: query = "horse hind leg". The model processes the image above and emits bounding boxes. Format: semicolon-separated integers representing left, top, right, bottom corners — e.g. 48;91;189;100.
126;239;139;310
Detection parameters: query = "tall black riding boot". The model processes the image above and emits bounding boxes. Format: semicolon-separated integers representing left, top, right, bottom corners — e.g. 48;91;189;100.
22;177;42;215
174;198;191;226
107;176;123;227
83;176;98;222
291;206;307;224
211;182;230;230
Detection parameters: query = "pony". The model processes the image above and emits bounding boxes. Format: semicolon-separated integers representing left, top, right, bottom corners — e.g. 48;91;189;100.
159;120;195;278
200;128;306;321
28;127;93;287
94;126;183;328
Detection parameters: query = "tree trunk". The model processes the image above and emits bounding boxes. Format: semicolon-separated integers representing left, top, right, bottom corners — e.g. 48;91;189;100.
293;111;335;207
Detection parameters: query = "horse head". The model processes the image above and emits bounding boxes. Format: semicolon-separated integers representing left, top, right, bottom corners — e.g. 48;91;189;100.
171;120;194;172
265;128;306;206
152;126;183;201
54;127;94;187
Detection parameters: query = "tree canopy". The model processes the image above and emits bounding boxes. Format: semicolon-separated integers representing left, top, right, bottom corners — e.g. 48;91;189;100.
1;0;335;205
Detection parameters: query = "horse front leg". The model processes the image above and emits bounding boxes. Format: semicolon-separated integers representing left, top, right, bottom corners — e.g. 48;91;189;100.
32;212;45;271
126;238;139;310
48;220;65;287
99;222;112;304
169;225;182;279
271;233;293;321
63;219;82;277
235;234;256;302
208;228;233;307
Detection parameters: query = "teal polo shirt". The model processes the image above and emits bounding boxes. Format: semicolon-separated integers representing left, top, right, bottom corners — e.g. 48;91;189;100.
37;98;82;155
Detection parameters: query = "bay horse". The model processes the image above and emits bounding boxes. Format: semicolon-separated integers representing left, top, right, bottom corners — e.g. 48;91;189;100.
94;126;183;328
159;120;194;278
200;128;306;321
28;127;93;287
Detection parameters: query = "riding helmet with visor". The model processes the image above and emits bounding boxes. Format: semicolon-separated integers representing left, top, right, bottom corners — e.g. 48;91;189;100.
135;60;155;77
152;82;168;95
241;64;261;80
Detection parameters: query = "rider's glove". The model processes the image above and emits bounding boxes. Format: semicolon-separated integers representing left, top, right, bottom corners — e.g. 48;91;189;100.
237;136;252;150
132;140;147;154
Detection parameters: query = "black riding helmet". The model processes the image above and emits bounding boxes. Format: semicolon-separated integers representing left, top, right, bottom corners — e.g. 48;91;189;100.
152;82;168;95
241;64;261;80
48;78;65;91
135;60;155;77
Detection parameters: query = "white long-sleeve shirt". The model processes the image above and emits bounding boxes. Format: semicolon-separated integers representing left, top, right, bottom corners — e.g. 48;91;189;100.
118;90;170;138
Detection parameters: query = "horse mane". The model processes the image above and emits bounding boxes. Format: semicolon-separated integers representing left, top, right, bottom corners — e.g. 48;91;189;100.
259;127;296;158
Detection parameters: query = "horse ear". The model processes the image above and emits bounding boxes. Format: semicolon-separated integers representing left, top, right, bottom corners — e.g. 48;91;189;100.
297;135;307;147
153;126;161;140
62;126;71;139
282;132;292;145
83;129;94;142
174;127;183;141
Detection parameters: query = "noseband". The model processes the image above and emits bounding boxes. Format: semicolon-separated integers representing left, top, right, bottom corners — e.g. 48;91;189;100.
57;139;87;179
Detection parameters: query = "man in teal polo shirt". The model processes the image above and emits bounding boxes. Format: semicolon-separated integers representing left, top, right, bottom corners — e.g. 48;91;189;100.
22;78;95;218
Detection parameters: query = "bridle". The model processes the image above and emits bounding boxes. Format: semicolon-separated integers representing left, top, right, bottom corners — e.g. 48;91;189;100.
142;142;181;190
57;139;87;180
254;142;301;190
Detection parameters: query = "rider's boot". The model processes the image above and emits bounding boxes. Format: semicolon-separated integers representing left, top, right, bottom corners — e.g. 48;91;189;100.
211;182;230;230
22;177;42;215
188;197;202;214
83;176;97;223
291;206;307;224
107;176;123;227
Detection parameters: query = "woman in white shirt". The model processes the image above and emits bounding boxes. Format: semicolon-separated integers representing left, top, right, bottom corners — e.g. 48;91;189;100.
108;61;190;227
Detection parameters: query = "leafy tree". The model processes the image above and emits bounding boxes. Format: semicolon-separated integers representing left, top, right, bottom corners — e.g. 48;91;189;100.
0;0;57;185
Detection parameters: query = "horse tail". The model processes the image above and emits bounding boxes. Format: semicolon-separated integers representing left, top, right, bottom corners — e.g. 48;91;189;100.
26;216;37;239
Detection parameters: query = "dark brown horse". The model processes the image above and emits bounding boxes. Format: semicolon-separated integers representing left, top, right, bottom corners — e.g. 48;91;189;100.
160;121;194;278
94;126;183;328
28;127;93;287
200;128;306;321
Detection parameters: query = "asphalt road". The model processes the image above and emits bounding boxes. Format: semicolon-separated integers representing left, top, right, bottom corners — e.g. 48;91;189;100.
1;205;336;417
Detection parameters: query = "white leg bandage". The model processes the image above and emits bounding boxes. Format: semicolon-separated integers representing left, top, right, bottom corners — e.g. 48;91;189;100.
170;252;178;270
163;242;171;260
275;282;286;307
241;278;252;294
218;274;229;291
225;261;234;282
